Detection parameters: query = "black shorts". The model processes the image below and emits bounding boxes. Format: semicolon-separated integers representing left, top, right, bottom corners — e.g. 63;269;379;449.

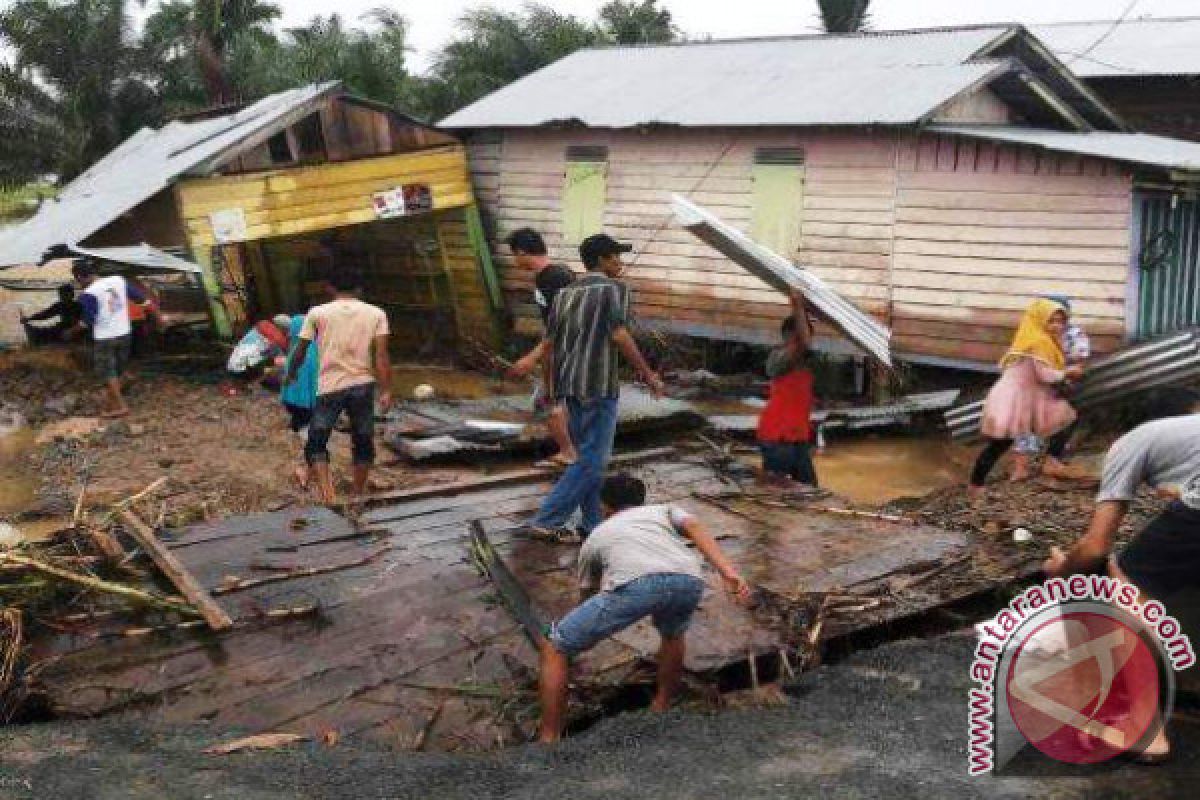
1117;503;1200;599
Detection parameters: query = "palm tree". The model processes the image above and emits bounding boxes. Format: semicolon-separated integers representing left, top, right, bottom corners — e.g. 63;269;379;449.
423;5;601;121
817;0;870;34
229;11;416;108
144;0;280;107
598;1;677;45
0;0;159;186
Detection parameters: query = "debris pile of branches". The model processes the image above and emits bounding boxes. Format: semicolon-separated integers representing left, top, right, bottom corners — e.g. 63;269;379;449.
0;477;235;719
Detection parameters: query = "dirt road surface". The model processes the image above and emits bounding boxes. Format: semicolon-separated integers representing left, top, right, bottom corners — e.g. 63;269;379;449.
2;634;1198;799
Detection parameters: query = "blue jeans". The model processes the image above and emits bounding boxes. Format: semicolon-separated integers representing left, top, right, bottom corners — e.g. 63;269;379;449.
532;396;619;534
547;573;705;657
760;441;818;486
305;383;376;466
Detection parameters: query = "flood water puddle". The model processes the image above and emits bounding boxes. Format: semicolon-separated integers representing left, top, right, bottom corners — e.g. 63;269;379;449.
0;424;37;516
813;436;972;506
390;365;528;401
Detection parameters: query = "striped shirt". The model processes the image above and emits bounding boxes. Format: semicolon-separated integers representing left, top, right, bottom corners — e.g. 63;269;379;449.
546;273;630;401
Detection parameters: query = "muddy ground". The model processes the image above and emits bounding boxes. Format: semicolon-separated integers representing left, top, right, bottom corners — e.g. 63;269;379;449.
0;348;495;534
2;633;1198;799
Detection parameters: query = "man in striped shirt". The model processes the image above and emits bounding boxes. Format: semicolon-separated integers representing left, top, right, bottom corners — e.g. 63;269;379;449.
515;234;664;539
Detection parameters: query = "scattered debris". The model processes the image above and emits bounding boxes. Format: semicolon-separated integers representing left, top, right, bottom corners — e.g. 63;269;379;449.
203;732;309;755
115;508;233;630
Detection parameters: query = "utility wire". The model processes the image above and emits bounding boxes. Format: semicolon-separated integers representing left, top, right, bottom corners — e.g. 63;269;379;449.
1065;1;1140;66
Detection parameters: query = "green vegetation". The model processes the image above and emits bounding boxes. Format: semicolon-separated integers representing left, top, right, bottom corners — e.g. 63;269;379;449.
0;0;682;188
0;184;55;220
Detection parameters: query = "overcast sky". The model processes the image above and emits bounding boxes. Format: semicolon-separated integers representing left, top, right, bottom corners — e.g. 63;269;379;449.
152;0;1200;72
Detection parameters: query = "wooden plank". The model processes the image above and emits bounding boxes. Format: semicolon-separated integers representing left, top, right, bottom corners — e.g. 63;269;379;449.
187;195;476;245
897;188;1129;212
892;253;1128;282
898;169;1129;196
803;222;894;240
893;222;1129;248
359;446;677;509
181;166;470;219
185;180;470;231
469;521;546;646
802;209;896;225
804;195;895;211
891;288;1125;318
799;235;892;255
117;509;233;631
892;301;1127;334
893;270;1127;300
178;147;467;202
894;238;1128;265
895;207;1129;229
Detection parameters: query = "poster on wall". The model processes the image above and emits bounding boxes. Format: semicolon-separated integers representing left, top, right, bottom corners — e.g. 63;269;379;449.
209;208;248;243
372;183;433;219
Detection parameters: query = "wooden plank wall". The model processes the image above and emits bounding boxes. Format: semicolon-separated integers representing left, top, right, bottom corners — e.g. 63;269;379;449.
464;128;1134;366
436;208;498;345
892;133;1132;363
176;146;474;247
467;128;897;342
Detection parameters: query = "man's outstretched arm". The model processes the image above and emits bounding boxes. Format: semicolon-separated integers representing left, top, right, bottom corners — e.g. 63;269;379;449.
1044;500;1126;577
677;516;751;601
611;326;664;396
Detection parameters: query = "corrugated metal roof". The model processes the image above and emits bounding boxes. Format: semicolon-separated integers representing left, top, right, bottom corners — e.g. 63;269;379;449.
930;124;1200;172
0;82;340;267
673;195;892;366
70;243;203;274
1032;17;1200;78
440;27;1016;129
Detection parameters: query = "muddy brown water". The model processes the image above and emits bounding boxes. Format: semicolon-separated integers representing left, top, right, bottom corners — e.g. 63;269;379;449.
815;436;974;506
0;425;68;542
0;424;36;515
390;365;528;401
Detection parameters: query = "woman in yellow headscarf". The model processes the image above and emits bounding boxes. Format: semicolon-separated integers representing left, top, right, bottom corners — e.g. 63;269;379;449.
968;298;1082;496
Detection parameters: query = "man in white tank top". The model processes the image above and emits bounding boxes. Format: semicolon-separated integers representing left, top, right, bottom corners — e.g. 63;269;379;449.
72;259;147;417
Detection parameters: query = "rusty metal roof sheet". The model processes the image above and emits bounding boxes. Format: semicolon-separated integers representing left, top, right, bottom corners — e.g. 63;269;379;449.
0;82;340;267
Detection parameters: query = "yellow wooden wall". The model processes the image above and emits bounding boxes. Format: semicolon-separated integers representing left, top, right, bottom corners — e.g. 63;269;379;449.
175;146;474;246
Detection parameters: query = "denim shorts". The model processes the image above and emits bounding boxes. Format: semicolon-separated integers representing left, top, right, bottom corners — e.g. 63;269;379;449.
304;382;376;465
93;335;132;380
547;573;705;657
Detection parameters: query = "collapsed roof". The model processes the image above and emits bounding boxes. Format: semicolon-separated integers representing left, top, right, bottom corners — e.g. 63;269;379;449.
0;83;343;267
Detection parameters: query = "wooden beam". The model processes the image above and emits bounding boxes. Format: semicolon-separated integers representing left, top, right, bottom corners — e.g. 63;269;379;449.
468;521;545;647
356;446;676;508
117;509;233;631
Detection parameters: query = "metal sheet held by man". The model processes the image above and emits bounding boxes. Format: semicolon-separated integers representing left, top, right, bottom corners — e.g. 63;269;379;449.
671;195;892;367
944;330;1200;440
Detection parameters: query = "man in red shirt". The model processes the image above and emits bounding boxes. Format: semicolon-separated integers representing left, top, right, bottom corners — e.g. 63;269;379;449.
757;290;817;486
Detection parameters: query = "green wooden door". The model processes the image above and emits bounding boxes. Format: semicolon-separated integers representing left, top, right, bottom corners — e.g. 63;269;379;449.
562;160;607;246
751;149;805;257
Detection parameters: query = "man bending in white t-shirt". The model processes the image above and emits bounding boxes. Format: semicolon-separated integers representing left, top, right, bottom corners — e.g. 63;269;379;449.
538;472;751;743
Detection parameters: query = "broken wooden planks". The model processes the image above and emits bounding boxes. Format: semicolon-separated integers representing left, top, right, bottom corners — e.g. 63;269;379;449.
470;521;546;647
116;509;233;631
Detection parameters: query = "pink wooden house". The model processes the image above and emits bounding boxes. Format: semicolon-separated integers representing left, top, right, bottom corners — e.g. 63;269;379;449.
442;25;1200;370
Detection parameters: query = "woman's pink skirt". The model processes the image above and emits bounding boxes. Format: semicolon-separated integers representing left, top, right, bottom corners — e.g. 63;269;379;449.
980;359;1076;440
